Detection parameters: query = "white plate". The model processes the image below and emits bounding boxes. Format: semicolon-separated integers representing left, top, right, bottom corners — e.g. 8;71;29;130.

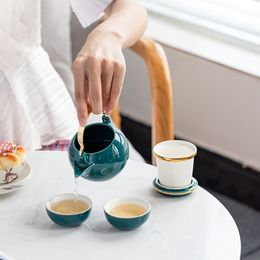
0;162;31;195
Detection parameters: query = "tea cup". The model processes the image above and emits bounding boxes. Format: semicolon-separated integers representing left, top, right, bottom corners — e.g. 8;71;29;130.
153;140;197;188
104;197;151;231
45;193;92;227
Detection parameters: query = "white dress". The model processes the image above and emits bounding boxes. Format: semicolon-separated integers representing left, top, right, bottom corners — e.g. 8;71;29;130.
0;0;113;150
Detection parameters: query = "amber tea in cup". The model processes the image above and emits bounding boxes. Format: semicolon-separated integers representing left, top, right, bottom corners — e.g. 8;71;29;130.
110;203;147;218
51;199;89;214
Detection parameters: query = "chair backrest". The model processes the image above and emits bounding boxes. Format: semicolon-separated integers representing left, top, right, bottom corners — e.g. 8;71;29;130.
111;36;174;164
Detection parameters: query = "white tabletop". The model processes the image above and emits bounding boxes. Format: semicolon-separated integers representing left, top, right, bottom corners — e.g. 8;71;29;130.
0;151;241;260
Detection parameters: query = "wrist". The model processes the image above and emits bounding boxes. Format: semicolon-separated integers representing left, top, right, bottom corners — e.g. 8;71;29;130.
88;29;125;49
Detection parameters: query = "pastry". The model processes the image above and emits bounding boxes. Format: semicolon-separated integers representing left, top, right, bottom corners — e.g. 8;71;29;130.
0;142;26;184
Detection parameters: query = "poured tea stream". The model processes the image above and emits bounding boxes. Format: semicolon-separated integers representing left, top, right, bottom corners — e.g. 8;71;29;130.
73;126;85;203
74;176;79;201
77;126;84;156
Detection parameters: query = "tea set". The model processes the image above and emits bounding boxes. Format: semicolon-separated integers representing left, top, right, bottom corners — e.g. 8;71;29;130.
45;114;198;230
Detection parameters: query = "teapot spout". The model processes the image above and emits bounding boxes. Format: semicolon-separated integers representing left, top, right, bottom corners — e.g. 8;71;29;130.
74;163;95;178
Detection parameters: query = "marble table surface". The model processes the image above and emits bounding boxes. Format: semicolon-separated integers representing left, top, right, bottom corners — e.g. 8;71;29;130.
0;151;241;260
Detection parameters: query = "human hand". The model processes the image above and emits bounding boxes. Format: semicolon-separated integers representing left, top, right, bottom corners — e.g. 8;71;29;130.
72;30;126;126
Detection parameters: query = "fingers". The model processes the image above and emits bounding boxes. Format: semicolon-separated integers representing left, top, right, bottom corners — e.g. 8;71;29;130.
73;57;89;126
106;60;126;114
88;56;102;114
101;60;114;113
73;52;126;119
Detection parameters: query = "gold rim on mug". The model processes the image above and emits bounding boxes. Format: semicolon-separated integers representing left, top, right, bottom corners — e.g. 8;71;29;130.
153;140;197;162
153;151;197;162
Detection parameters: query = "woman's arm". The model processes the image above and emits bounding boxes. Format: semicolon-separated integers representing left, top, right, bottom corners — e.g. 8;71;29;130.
73;0;147;126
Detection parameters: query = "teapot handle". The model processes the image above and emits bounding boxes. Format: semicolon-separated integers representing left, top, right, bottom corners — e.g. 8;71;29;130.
102;114;111;125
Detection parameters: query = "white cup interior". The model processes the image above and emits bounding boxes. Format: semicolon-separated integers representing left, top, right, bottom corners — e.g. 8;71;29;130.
153;140;197;159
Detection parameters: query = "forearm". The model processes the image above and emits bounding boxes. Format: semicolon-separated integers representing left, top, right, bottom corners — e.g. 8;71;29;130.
90;0;147;48
73;0;147;123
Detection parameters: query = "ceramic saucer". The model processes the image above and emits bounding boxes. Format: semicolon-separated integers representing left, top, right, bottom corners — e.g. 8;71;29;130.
0;162;31;195
152;177;198;196
155;177;195;191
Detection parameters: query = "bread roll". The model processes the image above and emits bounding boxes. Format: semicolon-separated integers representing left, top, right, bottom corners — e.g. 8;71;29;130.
15;146;26;161
0;142;26;171
0;153;21;170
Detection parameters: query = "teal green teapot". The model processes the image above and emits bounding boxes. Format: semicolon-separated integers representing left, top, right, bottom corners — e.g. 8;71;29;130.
68;115;129;181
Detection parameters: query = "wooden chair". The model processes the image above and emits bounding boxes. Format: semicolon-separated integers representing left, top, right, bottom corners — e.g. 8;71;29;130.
111;36;174;164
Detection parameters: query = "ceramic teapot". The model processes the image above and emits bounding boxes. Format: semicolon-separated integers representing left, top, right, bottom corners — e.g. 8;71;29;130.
68;115;129;181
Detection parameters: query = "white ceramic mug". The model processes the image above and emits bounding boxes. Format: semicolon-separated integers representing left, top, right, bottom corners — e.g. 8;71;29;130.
153;140;197;188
